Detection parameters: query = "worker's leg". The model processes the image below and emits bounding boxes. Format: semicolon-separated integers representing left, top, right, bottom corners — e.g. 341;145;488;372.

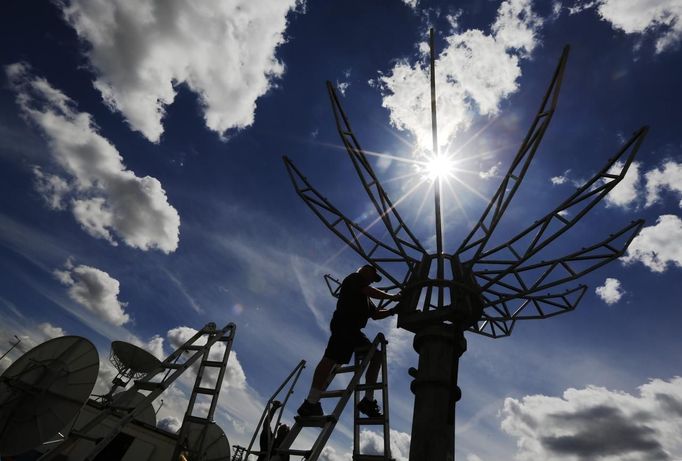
306;356;336;403
364;352;381;401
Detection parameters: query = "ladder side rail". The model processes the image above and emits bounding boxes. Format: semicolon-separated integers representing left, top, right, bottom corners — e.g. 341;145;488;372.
307;334;385;461
172;333;217;461
380;339;391;459
245;360;306;459
206;325;236;420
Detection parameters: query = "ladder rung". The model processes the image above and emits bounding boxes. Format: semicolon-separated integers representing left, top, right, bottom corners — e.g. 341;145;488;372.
320;389;346;398
334;365;357;374
184;345;203;351
278;448;312;456
195;387;218;395
185;415;212;424
164;363;183;370
201;360;223;367
355;383;383;391
135;381;165;391
356;417;385;425
294;414;336;428
353;455;394;461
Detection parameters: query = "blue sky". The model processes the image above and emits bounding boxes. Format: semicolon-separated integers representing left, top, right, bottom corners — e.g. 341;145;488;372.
1;1;682;460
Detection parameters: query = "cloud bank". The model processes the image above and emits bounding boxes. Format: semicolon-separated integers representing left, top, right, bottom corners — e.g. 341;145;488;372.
6;63;180;253
59;0;302;142
502;377;682;460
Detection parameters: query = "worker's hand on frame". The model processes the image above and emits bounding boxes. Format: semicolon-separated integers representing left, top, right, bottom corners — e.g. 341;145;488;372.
391;292;402;301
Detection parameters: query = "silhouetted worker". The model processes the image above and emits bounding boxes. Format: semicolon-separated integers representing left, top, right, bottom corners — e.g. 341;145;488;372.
258;400;290;461
297;264;399;418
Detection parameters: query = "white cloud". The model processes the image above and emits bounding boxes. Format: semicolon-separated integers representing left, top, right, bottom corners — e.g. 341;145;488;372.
6;63;180;253
32;166;70;210
319;446;350;461
359;429;410;461
550;171;570;185
376;0;542;151
595;277;625;305
38;322;66;338
501;377;682;460
157;415;181;433
54;261;130;326
605;161;641;209
401;0;419;9
59;0;302;142
479;162;501;179
645;160;682;207
167;326;246;389
622;214;682;272
596;0;682;53
336;69;352;96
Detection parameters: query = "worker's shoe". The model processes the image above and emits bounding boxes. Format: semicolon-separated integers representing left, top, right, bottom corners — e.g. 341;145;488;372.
358;397;383;418
297;400;323;417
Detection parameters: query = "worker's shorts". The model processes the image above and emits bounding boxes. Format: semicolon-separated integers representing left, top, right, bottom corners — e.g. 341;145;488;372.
323;329;371;364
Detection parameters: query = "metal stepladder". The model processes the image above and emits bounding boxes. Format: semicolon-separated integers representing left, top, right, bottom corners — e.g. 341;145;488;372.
171;323;237;460
37;322;236;461
274;333;393;461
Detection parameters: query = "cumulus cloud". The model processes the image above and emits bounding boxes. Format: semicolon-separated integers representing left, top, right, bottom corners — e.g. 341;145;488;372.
501;377;682;460
595;277;625;304
645;160;682;207
359;429;410;461
59;0;302;142
596;0;682;53
479;162;501;179
622;214;682;272
38;322;66;338
6;63;180;253
54;261;130;326
605;161;641;209
157;415;181;433
376;0;542;151
167;326;246;389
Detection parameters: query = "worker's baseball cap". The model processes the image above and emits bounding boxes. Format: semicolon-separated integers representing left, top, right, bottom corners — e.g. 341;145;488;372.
360;264;382;282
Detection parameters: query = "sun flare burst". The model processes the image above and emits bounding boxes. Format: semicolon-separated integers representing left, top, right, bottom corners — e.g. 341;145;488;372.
420;153;456;182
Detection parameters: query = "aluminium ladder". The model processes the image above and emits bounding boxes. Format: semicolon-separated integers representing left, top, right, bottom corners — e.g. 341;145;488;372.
171;322;236;460
38;322;236;461
274;333;393;461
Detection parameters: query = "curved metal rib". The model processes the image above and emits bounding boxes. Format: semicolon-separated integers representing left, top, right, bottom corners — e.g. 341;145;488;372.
470;126;648;274
476;219;643;300
284;156;414;286
457;45;570;262
327;81;427;262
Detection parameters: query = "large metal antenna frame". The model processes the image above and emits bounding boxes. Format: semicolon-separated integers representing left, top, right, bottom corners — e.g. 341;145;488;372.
284;27;648;460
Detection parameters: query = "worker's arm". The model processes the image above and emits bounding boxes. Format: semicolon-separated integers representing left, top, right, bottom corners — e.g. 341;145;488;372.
362;285;400;301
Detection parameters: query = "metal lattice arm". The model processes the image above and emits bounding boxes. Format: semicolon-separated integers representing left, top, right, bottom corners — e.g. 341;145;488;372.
471;126;649;268
457;46;570;261
472;284;585;338
324;274;341;298
476;219;643;300
284;156;413;286
482;284;587;321
327;81;427;262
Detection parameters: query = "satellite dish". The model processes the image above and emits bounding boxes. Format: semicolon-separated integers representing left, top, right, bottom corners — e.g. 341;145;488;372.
111;389;156;426
181;421;231;461
0;336;99;456
102;341;162;400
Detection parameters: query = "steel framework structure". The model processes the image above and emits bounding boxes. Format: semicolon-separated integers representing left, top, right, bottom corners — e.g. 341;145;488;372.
284;32;647;460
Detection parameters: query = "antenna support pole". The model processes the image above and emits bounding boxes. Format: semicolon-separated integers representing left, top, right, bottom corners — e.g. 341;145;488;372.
430;28;445;307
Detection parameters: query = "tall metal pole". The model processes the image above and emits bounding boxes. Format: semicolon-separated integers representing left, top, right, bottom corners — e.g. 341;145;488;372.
430;28;445;304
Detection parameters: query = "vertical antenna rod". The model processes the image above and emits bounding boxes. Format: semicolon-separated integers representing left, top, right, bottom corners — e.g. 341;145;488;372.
430;28;445;301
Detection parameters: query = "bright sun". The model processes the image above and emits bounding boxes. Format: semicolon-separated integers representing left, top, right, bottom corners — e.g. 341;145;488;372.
421;153;456;182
